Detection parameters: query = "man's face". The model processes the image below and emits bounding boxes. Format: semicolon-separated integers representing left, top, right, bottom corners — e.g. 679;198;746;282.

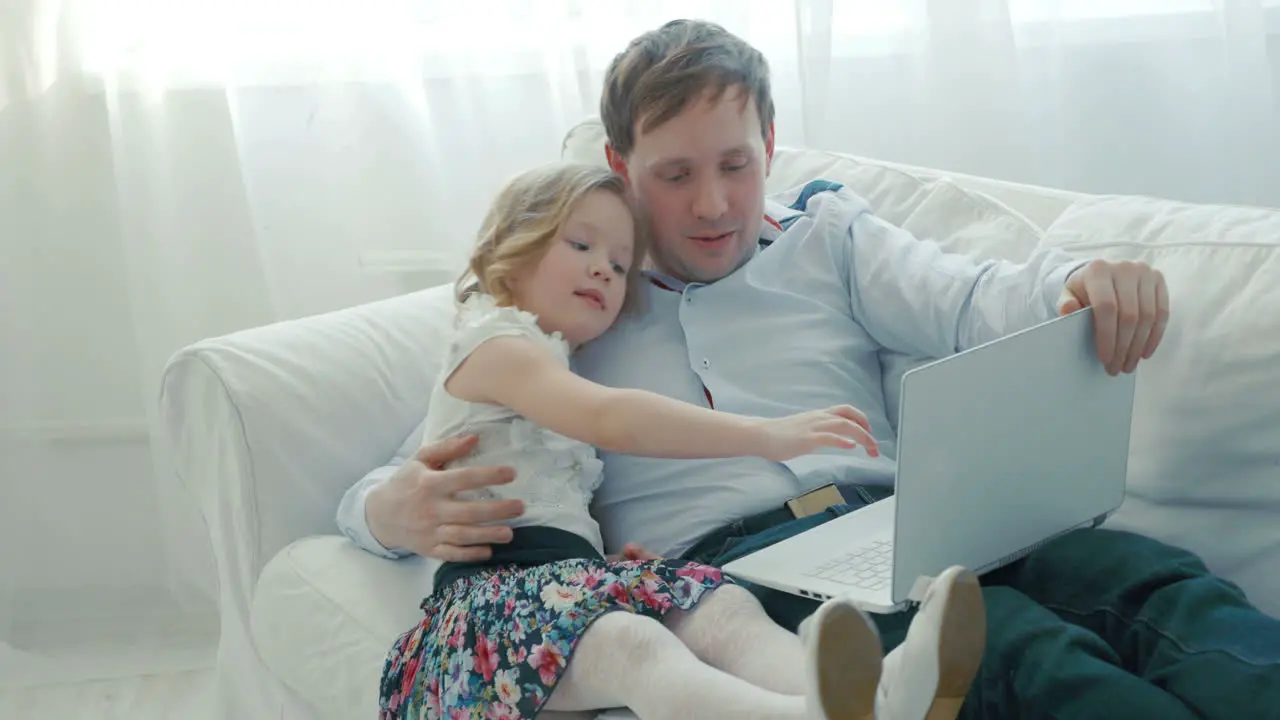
610;88;773;284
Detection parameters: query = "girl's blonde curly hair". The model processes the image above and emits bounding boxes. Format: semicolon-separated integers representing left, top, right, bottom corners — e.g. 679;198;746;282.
455;162;648;315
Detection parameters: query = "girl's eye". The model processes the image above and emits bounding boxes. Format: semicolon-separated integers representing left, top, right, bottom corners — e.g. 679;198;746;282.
568;240;589;251
611;262;626;275
724;163;747;172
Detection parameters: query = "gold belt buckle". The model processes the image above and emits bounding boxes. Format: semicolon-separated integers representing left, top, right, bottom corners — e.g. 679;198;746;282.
785;483;844;519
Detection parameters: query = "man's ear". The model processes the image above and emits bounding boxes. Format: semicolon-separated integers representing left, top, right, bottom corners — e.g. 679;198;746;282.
764;122;776;177
605;144;630;185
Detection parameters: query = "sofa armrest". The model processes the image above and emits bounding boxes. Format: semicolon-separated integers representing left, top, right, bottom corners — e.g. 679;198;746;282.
158;285;456;624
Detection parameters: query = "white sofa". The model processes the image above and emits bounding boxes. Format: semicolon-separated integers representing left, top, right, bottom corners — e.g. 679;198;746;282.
161;118;1280;719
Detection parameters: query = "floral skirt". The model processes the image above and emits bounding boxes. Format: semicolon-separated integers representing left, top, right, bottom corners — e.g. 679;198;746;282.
378;558;730;720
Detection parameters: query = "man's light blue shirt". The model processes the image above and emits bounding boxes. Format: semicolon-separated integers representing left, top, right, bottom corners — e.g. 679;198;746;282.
336;180;1083;559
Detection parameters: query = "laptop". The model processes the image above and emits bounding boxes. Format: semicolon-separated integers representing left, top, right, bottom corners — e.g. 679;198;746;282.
722;308;1138;613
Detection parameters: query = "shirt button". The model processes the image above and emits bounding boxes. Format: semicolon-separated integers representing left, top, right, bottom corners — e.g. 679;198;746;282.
685;295;693;304
701;358;711;369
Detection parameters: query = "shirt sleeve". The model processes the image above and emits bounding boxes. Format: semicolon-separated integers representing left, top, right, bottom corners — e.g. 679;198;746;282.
335;460;415;559
842;211;1086;357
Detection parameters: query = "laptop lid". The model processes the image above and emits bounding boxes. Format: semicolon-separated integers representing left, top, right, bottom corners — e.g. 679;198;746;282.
889;308;1137;604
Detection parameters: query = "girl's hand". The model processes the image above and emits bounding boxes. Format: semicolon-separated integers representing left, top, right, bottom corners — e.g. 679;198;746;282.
606;542;663;562
756;405;879;462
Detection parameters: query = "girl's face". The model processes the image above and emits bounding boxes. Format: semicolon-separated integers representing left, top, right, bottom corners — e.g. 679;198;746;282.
510;190;636;348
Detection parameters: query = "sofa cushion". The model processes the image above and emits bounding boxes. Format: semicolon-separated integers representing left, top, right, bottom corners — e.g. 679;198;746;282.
1039;195;1280;615
251;537;431;719
251;535;602;720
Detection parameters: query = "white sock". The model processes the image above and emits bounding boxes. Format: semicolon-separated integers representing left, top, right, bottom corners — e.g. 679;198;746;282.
663;584;810;695
544;611;808;719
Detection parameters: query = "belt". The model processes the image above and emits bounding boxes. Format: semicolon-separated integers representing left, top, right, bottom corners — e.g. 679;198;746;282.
680;506;795;564
680;483;848;564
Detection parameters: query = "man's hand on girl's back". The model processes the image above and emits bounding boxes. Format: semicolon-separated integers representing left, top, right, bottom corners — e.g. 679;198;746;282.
365;434;526;562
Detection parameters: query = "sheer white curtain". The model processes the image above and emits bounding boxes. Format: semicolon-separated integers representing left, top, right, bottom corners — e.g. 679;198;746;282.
2;0;1278;686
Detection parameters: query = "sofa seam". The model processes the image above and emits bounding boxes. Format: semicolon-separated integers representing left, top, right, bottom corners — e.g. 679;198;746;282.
157;353;226;606
1052;238;1280;251
162;345;265;584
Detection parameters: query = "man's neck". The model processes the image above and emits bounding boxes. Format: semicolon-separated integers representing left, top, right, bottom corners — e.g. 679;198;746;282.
644;210;785;288
646;244;764;289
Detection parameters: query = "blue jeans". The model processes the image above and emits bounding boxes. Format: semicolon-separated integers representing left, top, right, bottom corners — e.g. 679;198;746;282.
681;498;1280;720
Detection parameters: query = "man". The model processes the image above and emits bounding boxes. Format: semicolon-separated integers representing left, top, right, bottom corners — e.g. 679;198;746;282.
339;19;1280;719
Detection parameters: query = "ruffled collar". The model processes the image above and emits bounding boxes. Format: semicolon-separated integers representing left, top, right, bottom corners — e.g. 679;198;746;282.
460;292;569;350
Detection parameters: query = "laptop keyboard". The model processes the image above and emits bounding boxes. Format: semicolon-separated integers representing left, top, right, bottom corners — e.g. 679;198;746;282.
802;540;893;590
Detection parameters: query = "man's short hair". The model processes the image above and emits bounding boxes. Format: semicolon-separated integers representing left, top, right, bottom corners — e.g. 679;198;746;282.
600;19;774;158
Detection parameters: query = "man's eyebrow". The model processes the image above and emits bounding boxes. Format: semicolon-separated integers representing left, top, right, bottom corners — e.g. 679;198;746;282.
650;146;754;169
649;157;688;171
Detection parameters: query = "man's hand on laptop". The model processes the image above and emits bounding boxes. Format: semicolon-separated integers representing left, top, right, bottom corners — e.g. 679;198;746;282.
365;434;525;562
1058;259;1170;376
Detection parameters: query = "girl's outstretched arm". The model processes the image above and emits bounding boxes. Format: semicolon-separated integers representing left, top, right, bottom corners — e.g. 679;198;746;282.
445;336;876;461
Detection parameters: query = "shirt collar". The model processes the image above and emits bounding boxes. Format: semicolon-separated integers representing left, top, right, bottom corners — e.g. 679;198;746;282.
645;208;794;292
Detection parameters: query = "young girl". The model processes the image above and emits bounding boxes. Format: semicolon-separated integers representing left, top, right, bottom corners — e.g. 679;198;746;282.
378;163;985;720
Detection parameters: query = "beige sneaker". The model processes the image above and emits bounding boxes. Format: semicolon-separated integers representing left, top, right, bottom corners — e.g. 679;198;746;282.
875;566;986;720
800;596;884;720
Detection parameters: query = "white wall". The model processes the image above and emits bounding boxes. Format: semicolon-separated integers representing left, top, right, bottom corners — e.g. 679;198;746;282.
808;34;1280;210
1;87;163;591
0;85;194;679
